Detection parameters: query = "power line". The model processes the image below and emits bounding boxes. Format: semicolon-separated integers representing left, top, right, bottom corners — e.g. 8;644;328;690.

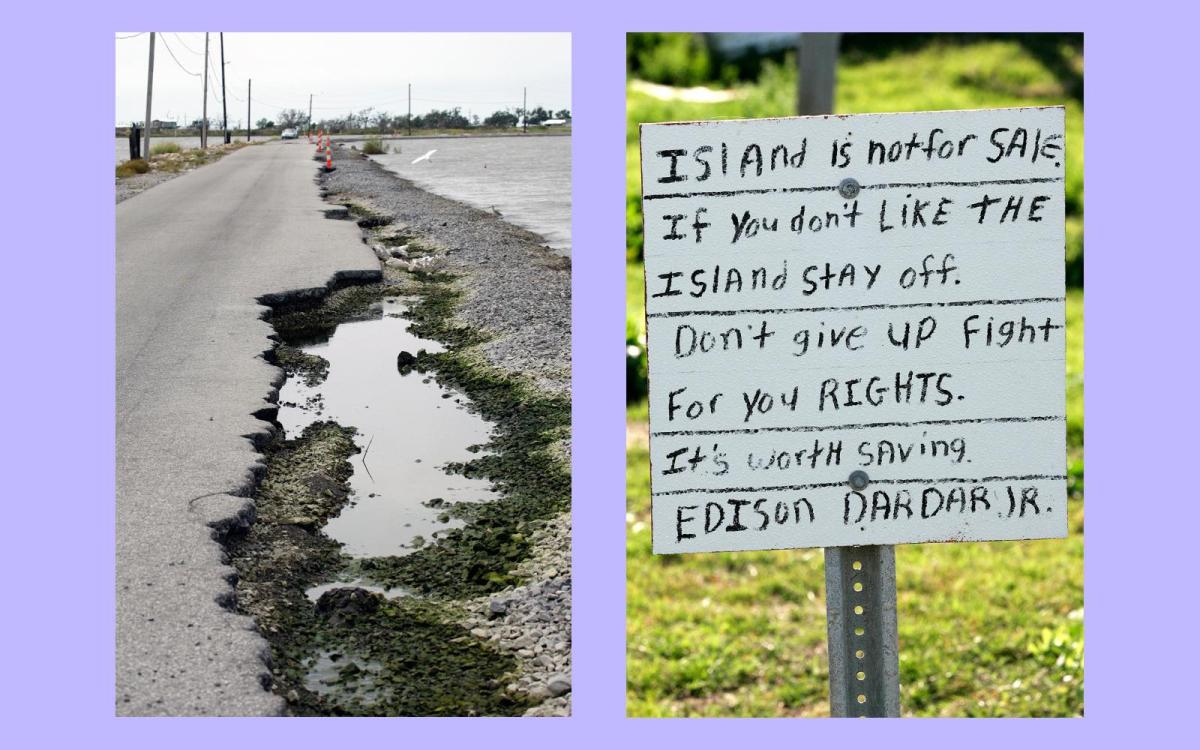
207;50;222;109
171;32;202;56
157;34;200;77
116;32;144;40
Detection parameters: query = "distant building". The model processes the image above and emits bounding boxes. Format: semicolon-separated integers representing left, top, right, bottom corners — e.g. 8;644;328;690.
151;119;178;130
515;117;571;128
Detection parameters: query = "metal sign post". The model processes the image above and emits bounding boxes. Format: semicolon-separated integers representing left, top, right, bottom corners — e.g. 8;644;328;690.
796;35;900;718
825;544;899;717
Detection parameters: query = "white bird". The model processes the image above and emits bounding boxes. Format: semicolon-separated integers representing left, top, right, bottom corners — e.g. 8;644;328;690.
411;149;437;164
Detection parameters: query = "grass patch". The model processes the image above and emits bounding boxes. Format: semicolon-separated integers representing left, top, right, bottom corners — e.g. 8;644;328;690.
150;141;181;155
627;416;1083;716
115;158;149;178
626;35;1084;716
361;137;387;155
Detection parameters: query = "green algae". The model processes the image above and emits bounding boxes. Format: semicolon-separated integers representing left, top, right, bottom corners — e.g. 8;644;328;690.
230;190;567;715
274;344;330;387
269;282;403;342
230;419;528;716
349;272;570;598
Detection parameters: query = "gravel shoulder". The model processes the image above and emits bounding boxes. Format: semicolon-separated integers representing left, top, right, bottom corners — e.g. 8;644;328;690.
318;148;572;715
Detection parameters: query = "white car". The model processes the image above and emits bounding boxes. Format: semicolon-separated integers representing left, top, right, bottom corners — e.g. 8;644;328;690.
280;128;298;140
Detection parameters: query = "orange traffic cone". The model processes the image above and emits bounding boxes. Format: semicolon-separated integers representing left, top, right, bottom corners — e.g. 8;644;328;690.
325;146;333;172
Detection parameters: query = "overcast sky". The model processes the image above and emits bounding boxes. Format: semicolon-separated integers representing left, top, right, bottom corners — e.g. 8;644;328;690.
115;32;571;126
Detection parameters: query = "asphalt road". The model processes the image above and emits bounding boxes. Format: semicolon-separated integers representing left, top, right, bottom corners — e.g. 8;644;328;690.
116;141;378;715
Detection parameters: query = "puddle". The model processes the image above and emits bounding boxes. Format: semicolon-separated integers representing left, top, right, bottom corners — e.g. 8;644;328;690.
304;649;386;707
277;296;497;558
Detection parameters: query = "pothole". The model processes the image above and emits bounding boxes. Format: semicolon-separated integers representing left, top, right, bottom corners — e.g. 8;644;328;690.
226;280;531;716
277;296;497;558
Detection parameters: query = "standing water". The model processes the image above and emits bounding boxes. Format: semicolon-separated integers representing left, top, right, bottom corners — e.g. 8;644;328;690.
358;135;571;255
277;297;496;559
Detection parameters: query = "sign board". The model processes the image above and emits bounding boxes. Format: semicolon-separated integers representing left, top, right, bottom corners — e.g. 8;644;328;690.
640;107;1067;554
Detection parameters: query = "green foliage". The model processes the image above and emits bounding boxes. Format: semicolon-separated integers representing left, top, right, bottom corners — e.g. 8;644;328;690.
625;35;1084;277
361;137;387;155
626;318;648;403
150;141;180;155
627;32;714;87
484;109;520;128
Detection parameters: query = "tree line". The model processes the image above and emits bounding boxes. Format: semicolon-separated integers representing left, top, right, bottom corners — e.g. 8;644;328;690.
256;106;571;132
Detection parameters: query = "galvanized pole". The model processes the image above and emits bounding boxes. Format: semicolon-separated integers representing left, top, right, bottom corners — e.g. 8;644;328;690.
797;33;840;117
824;542;900;716
246;79;251;142
796;31;901;718
522;87;527;133
407;83;412;136
142;32;155;162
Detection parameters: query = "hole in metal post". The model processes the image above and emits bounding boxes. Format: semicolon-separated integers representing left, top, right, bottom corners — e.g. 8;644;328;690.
854;605;864;615
854;582;863;592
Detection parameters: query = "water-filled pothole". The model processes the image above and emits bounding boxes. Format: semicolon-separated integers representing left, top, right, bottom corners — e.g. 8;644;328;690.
277;296;497;558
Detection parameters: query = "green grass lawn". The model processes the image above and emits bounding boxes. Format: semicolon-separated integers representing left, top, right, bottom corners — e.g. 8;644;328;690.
626;35;1084;718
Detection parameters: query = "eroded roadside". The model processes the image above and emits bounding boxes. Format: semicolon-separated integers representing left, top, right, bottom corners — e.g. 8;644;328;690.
226;145;571;716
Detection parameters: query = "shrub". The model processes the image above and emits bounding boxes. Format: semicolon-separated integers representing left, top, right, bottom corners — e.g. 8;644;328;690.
628;32;713;86
150;141;181;155
362;137;387;155
115;159;150;178
626;319;648;403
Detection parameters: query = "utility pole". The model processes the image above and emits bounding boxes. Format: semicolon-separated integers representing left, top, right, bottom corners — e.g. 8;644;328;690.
247;79;251;141
523;87;527;133
201;32;210;148
143;32;155;161
407;83;412;136
309;93;313;134
220;32;229;143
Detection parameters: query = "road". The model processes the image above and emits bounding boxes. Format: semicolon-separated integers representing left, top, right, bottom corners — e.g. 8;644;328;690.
116;141;378;715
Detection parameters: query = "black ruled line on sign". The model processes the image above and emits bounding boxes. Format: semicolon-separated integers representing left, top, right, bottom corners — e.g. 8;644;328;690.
651;474;1068;497
642;176;1065;201
651;415;1065;438
646;296;1065;319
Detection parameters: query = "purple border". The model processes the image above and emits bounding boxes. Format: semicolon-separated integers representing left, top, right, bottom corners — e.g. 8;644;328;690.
6;1;1198;745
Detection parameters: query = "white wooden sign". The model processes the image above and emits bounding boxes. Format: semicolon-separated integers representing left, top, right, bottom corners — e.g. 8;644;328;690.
640;107;1067;554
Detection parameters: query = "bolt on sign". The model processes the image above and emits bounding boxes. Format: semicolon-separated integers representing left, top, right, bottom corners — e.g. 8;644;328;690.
640;107;1067;554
